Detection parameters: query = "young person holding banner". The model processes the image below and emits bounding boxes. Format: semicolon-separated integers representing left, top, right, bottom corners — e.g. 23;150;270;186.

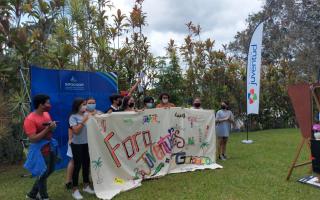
86;97;103;115
191;97;202;109
69;98;95;200
105;94;123;113
156;92;175;108
106;79;142;113
216;101;234;160
143;96;155;109
121;96;137;111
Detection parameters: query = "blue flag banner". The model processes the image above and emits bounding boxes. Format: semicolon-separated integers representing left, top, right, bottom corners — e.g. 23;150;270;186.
246;22;264;115
30;66;118;169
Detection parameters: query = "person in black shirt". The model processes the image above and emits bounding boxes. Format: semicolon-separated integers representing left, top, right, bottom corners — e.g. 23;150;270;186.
105;94;122;113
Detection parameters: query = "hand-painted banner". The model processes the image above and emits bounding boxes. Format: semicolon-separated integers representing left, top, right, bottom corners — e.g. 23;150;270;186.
87;108;222;200
247;22;264;115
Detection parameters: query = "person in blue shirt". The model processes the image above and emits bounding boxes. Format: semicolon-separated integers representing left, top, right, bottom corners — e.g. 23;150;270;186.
216;101;235;160
69;98;95;199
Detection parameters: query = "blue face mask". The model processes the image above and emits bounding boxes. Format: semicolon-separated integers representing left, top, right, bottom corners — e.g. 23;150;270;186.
87;104;96;111
146;103;154;108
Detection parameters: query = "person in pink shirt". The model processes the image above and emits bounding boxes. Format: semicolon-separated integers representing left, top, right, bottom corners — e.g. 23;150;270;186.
24;94;56;200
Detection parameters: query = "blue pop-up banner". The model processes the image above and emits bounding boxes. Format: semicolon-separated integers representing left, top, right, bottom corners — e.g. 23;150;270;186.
30;65;118;169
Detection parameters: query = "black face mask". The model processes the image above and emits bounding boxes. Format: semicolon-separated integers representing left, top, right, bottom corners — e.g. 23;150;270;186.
193;103;201;108
129;102;134;108
221;105;227;109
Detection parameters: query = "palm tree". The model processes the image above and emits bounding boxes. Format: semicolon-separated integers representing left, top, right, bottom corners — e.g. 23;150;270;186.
200;141;209;156
112;9;128;49
92;157;103;184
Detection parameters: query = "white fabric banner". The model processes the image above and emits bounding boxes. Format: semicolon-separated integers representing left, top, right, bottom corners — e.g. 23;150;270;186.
247;22;264;115
87;108;222;200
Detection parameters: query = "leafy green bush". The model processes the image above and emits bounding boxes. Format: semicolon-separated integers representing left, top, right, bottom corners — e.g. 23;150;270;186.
0;121;24;164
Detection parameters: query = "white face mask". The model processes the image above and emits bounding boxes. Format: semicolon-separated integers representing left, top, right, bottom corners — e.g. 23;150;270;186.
162;99;168;104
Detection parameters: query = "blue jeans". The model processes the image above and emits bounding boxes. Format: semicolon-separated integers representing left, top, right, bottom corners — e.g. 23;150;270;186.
28;152;55;198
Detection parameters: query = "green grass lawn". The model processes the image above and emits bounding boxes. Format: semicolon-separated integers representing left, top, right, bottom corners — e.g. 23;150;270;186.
1;128;320;200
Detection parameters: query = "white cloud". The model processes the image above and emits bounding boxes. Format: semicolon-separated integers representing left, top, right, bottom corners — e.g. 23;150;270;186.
147;31;185;56
110;0;264;56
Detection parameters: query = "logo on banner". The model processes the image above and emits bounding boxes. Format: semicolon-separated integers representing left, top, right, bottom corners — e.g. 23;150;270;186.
70;76;77;83
64;75;85;91
249;44;258;86
248;88;257;104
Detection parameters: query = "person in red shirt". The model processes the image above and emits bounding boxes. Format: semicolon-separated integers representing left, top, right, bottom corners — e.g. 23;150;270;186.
24;94;56;200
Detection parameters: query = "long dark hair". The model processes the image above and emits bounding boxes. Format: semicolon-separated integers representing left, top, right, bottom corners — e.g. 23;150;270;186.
121;96;131;110
71;98;85;115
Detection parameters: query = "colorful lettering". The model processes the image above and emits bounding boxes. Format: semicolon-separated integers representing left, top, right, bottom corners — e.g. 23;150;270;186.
104;132;121;167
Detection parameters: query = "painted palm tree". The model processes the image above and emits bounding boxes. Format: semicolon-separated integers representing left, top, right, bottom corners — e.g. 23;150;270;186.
133;168;140;180
92;157;103;184
200;141;209;156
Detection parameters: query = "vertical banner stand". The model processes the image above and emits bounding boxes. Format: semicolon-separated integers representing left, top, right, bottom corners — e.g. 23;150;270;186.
242;21;263;144
242;114;253;144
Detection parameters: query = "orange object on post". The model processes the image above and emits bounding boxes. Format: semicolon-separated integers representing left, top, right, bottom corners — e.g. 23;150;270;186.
120;91;128;97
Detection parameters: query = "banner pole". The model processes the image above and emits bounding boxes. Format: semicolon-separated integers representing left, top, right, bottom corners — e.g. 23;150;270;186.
242;21;264;144
242;113;253;144
241;114;253;144
247;114;249;141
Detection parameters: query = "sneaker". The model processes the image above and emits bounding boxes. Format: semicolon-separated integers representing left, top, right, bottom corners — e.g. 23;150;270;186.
36;192;49;200
72;189;83;200
83;185;95;194
218;155;226;161
222;154;228;159
26;194;37;200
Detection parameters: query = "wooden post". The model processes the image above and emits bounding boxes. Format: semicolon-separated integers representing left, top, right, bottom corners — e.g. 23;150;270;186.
286;137;311;180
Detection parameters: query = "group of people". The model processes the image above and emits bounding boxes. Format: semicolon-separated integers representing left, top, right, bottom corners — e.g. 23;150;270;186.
23;88;234;200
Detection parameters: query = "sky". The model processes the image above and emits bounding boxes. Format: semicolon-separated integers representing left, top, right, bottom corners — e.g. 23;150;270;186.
111;0;264;56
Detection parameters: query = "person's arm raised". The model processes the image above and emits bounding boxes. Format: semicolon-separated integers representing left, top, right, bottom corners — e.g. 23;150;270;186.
127;79;141;97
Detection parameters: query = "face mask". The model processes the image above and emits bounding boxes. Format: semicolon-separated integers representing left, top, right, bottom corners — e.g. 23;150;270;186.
146;103;154;108
80;105;87;113
43;105;51;112
87;104;96;111
193;103;201;108
221;105;226;109
162;99;168;104
129;102;135;108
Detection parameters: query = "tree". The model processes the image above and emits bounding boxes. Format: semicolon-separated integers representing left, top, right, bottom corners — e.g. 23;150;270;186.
154;39;185;105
